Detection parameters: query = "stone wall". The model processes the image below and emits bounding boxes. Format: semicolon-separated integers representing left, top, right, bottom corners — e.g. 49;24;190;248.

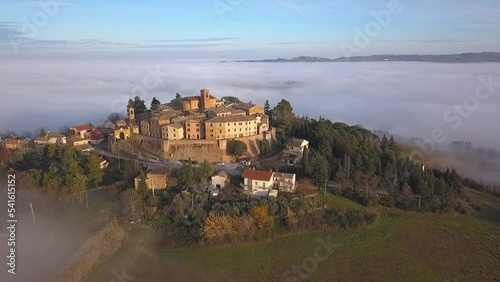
164;139;225;162
131;134;163;155
130;128;277;163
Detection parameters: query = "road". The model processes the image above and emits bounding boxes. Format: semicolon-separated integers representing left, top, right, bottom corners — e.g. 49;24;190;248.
94;147;183;170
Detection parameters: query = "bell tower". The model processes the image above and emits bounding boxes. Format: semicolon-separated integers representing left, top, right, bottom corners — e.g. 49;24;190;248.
128;107;135;121
200;88;210;110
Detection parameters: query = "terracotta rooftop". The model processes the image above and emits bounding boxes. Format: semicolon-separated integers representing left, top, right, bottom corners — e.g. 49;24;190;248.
47;132;65;138
288;138;308;148
214;170;228;178
185;96;200;102
71;123;93;131
206;115;256;123
243;170;273;182
147;168;169;175
168;123;183;129
5;139;18;145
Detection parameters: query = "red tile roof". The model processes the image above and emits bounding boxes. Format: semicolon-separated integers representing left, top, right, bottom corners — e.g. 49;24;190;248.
185;96;200;102
72;123;93;131
5;139;17;145
243;170;273;182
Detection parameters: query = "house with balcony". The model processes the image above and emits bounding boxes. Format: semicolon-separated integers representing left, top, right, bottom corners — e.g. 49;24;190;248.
282;138;309;165
272;172;297;192
242;169;297;197
70;123;94;138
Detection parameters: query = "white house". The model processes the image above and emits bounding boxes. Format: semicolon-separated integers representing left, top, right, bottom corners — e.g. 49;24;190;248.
242;170;274;197
211;170;228;189
282;138;309;164
272;172;297;193
47;132;66;145
243;169;297;198
34;132;67;146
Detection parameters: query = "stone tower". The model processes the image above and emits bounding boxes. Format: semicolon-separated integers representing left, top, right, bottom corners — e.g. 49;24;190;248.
128;107;135;121
200;88;210;110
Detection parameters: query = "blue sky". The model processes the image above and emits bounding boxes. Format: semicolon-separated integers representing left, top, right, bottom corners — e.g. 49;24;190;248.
1;0;500;59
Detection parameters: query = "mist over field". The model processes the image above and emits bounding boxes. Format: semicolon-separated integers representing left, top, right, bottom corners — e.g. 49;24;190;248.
1;60;499;152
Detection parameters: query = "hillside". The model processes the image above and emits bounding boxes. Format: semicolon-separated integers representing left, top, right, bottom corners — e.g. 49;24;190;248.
84;196;500;282
230;52;500;63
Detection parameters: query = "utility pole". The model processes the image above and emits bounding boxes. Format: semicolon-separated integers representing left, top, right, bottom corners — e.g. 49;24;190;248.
29;202;36;224
86;191;89;208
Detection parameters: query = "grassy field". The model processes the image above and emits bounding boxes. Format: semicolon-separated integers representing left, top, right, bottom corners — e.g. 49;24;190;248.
84;193;500;282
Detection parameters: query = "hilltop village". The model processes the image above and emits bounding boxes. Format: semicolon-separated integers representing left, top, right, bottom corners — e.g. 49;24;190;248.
1;89;306;199
105;89;274;162
107;89;269;141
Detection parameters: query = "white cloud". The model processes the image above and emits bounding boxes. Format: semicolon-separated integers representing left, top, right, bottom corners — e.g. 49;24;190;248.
1;60;499;151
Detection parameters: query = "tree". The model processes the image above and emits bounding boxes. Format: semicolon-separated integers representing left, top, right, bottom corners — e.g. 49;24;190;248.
272;99;294;133
178;160;194;190
120;189;145;222
137;170;149;197
259;139;270;157
85;152;104;188
310;153;330;188
106;113;123;122
302;146;310;176
43;165;60;198
45;143;57;160
176;93;181;99
195;160;215;189
22;169;43;198
63;171;88;203
127;96;147;114
264;100;271;115
59;125;70;135
227;140;247;161
221;96;242;104
151;97;161;109
250;206;273;229
39;128;48;137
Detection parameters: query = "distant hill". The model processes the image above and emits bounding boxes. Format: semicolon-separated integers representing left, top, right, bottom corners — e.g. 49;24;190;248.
227;52;500;63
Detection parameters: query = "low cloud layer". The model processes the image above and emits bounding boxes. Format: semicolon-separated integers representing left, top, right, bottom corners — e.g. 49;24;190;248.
1;60;499;151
